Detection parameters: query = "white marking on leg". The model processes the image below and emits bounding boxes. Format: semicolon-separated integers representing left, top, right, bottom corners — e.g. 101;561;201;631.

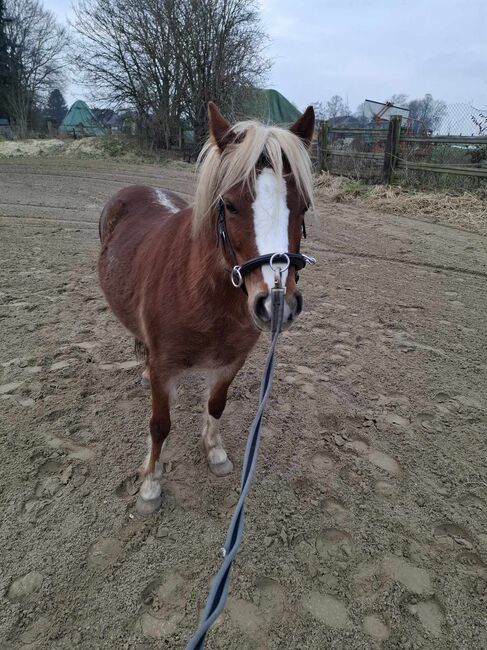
153;188;179;212
252;168;290;291
153;461;163;480
202;414;228;465
143;435;167;478
140;475;161;500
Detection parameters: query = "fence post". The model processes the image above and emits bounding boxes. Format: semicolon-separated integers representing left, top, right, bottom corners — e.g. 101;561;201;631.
319;120;329;172
382;115;402;184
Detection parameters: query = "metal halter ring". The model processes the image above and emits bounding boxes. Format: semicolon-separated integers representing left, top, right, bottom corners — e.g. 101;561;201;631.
231;265;244;288
269;253;290;274
301;254;317;266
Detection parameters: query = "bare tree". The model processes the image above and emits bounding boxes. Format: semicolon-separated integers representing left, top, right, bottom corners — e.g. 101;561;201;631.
408;94;447;134
389;93;409;107
313;96;350;123
325;95;350;120
471;110;487;135
72;0;269;148
312;101;326;121
169;0;269;142
4;0;69;137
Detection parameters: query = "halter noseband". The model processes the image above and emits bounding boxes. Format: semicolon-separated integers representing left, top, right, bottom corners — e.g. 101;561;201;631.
216;198;316;294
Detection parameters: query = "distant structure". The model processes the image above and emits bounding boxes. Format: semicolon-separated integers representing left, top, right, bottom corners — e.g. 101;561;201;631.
243;88;302;126
59;100;107;137
363;99;410;128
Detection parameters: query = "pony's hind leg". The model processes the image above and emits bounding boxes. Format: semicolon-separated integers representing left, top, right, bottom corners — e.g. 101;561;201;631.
135;339;151;389
203;365;241;477
136;368;172;515
141;366;150;389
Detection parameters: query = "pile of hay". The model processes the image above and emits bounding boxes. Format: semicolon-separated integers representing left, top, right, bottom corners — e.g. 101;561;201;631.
316;172;487;236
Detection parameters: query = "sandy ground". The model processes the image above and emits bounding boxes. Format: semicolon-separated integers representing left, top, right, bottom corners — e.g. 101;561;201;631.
0;158;486;650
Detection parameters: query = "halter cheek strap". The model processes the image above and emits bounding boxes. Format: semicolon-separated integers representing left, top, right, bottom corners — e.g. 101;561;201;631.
216;199;316;293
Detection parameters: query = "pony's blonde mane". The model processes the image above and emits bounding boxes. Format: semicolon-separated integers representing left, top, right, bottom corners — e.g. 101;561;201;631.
193;120;314;234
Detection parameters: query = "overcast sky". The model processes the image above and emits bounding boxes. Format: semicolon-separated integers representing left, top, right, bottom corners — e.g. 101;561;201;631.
45;0;486;111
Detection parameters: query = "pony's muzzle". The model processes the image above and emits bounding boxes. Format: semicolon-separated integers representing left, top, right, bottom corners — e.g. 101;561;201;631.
252;290;303;331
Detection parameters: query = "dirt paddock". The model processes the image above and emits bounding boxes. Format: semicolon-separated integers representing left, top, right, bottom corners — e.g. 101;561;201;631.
1;158;486;649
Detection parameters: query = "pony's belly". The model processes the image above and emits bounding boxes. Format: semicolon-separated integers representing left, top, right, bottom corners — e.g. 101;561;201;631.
98;249;144;340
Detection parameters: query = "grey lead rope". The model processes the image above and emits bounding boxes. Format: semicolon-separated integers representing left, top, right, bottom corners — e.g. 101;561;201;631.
185;286;285;650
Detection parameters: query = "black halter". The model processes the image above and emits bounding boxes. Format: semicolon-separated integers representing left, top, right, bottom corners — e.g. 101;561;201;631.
216;198;315;294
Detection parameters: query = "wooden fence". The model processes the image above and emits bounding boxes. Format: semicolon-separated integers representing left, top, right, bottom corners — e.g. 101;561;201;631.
315;117;487;187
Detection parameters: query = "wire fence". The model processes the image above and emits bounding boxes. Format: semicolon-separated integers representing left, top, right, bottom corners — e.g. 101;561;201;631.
436;103;487;136
314;102;487;191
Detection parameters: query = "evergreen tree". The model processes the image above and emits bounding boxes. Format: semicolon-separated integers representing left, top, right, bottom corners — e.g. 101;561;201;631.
45;88;68;126
0;0;12;118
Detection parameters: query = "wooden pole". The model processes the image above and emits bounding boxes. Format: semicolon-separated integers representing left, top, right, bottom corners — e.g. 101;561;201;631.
383;115;401;184
319;120;329;172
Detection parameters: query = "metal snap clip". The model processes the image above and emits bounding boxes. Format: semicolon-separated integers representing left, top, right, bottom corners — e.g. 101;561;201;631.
231;265;243;288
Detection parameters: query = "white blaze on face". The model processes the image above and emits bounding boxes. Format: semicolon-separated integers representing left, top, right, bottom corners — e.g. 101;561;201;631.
252;168;289;291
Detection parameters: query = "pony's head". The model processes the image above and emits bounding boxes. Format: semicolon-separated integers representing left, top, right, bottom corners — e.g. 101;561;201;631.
194;102;315;331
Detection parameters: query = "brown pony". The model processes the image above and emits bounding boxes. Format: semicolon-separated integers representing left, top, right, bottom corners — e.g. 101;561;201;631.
98;103;315;514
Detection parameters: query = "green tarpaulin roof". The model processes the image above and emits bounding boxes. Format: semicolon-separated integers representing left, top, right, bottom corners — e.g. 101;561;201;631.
59;100;107;136
243;88;301;125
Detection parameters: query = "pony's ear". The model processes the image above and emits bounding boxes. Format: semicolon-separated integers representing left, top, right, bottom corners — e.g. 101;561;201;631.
208;101;231;151
290;106;315;148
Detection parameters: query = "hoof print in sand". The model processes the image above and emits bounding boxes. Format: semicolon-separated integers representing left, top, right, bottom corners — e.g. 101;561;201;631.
115;474;139;498
434;522;474;550
87;537;122;569
8;571;43;601
382;555;432;595
19;616;51;645
344;438;401;475
137;572;187;641
316;528;353;562
322;497;349;521
362;615;390;641
311;451;335;474
410;598;444;637
137;612;183;640
227;578;285;642
301;591;350;629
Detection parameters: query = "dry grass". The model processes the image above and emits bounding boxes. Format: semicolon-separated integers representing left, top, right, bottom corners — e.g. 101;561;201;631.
0;137;114;158
316;172;487;236
0;136;176;163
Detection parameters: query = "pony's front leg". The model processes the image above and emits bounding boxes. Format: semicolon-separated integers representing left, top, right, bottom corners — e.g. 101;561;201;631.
136;368;171;515
203;366;241;477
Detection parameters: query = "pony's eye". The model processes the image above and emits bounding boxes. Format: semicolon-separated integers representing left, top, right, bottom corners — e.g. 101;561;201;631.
225;202;238;215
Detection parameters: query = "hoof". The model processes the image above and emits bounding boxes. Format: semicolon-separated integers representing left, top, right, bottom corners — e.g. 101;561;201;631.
209;458;234;477
136;493;162;515
141;375;151;389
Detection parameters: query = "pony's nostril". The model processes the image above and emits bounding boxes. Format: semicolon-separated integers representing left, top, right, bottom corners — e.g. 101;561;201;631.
254;293;270;322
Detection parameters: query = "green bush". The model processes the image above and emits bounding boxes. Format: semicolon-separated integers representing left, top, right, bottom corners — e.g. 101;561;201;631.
99;137;131;157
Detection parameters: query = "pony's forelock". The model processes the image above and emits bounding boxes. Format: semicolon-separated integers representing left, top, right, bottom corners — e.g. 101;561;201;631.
192;120;314;234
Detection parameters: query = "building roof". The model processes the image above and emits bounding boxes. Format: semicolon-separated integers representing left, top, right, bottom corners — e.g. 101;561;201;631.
242;89;302;126
59;100;107;136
